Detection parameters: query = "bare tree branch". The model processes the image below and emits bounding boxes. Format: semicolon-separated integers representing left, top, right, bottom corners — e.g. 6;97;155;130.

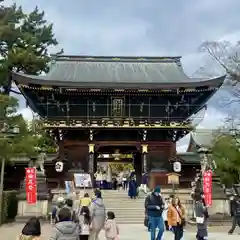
198;41;240;98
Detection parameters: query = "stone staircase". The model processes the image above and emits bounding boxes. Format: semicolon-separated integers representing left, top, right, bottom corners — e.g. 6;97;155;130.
51;188;194;224
101;188;193;224
101;190;145;224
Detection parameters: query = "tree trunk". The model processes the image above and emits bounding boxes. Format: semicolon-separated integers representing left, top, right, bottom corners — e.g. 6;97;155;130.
0;158;5;225
3;69;12;95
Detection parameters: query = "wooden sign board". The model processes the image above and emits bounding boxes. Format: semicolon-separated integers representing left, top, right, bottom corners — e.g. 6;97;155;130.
167;172;180;185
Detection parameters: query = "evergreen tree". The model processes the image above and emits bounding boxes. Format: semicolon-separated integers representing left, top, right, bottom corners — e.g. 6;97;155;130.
0;94;38;224
0;1;59;93
0;1;60;223
212;133;240;187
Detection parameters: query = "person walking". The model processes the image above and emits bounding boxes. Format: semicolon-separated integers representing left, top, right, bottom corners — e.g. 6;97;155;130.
162;197;170;231
79;206;91;240
167;196;185;240
89;189;106;240
19;217;41;240
141;172;148;194
112;177;118;190
105;211;120;240
94;170;103;189
80;193;92;208
144;186;165;240
49;207;80;240
228;195;240;234
128;176;137;199
122;175;128;191
52;197;65;223
195;193;208;240
64;198;79;223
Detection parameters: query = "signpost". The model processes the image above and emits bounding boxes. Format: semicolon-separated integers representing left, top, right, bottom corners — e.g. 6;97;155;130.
203;170;212;206
25;168;37;204
167;172;180;194
74;173;92;188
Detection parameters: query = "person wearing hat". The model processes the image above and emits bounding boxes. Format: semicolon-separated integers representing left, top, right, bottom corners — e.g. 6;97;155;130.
144;186;165;240
52;197;65;223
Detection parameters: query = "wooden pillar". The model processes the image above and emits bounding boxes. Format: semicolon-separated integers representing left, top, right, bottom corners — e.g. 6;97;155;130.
133;151;141;185
141;144;148;173
88;144;95;186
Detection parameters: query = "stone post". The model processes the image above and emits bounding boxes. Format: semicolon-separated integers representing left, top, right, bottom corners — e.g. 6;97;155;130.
17;155;50;221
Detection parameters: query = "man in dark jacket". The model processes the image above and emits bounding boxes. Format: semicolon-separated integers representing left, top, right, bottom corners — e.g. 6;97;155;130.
228;195;240;234
144;186;164;240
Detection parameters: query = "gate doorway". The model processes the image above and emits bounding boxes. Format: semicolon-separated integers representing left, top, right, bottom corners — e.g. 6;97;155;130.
94;145;141;188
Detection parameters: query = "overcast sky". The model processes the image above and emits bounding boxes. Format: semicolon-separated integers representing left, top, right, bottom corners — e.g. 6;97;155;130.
4;0;240;151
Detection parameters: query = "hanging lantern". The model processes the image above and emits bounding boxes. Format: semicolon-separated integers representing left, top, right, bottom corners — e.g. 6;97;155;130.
55;161;63;172
173;161;181;173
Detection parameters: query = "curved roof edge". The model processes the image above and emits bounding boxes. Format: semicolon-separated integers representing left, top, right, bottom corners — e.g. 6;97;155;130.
12;72;226;89
186;133;200;152
187;130;215;150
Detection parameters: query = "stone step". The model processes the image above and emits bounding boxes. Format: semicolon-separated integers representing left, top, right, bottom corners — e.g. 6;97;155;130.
111;213;145;218
116;218;144;222
105;205;144;209
104;200;144;204
104;205;144;208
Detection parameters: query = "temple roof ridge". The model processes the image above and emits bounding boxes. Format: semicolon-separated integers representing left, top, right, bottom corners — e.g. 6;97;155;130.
12;58;226;88
50;54;183;63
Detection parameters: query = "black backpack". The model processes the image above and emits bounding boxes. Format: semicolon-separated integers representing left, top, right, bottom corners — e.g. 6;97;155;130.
235;202;240;217
146;194;164;215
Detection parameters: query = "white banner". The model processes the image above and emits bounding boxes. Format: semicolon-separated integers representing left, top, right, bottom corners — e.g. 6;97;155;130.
74;173;92;187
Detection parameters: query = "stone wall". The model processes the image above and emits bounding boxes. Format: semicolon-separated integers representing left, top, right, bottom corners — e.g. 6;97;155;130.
207;199;230;215
183;199;230;219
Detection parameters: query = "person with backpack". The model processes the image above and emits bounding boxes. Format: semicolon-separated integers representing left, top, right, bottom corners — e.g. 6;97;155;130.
144;186;165;240
64;198;79;223
52;197;65;224
89;189;106;240
228;195;240;234
49;207;79;240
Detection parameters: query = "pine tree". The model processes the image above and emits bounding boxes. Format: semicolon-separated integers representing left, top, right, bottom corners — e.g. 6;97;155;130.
0;2;59;93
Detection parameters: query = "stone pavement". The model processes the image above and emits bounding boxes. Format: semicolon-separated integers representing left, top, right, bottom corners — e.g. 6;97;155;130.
1;223;240;239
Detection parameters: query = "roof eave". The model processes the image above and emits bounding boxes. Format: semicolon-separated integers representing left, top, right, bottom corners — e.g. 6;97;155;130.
12;72;226;89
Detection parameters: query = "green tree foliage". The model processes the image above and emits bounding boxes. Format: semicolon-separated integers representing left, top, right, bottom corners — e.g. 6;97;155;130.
0;94;39;224
212;133;240;187
0;94;38;160
0;1;60;153
0;1;59;92
29;119;57;153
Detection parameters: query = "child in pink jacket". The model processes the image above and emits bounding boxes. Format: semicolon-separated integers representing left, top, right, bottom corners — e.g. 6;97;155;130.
105;211;119;240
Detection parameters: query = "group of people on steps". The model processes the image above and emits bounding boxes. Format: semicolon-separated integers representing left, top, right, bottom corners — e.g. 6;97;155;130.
18;189;120;240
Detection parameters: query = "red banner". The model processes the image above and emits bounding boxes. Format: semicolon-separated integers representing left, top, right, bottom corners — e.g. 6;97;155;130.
25;168;37;204
203;170;212;206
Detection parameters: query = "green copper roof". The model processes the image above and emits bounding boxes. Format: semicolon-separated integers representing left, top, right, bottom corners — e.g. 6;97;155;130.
12;55;226;88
